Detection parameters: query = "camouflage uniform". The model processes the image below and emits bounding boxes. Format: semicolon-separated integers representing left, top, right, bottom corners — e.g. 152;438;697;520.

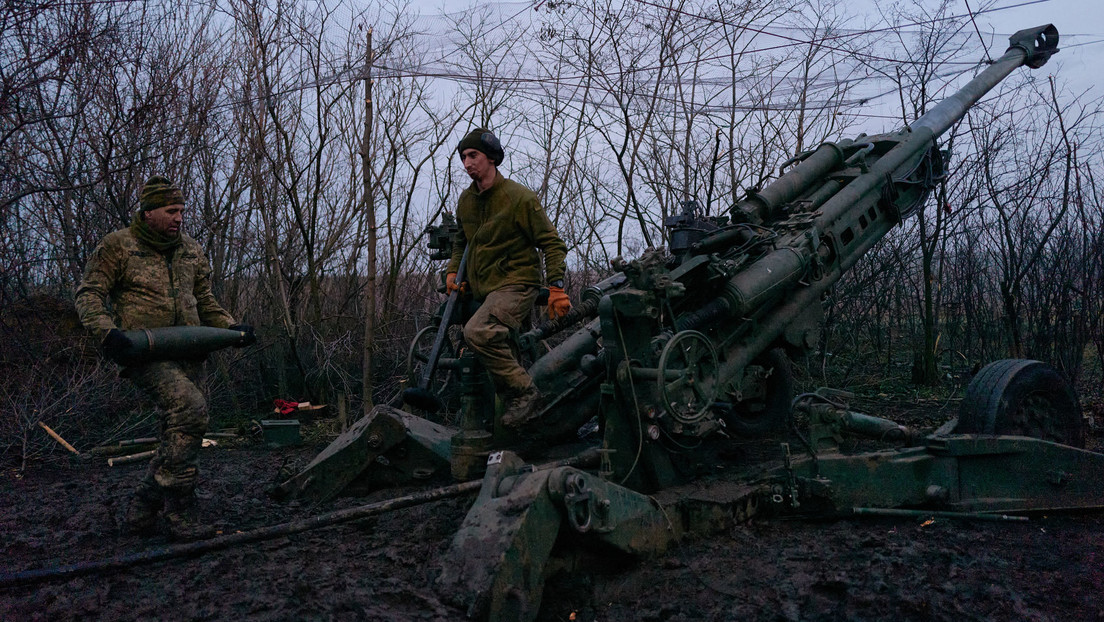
76;226;233;496
75;228;233;342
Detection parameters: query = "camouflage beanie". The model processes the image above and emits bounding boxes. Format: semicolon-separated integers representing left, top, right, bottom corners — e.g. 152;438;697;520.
139;175;184;211
456;128;504;165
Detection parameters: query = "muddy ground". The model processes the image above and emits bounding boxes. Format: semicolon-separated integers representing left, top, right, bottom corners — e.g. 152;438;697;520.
2;399;1103;622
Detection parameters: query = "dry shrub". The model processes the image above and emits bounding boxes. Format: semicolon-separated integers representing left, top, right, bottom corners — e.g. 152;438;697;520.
0;294;151;469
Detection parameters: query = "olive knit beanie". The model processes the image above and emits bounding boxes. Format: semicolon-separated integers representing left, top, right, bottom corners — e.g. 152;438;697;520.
456;128;505;165
139;175;184;211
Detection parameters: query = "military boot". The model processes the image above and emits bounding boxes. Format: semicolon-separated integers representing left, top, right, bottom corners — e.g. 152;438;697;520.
501;386;543;430
122;484;163;536
163;490;216;542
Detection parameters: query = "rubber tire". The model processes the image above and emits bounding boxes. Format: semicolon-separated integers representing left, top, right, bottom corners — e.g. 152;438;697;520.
723;348;793;438
956;359;1083;448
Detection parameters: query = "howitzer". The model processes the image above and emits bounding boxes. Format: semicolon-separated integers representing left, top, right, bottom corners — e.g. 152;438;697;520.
507;25;1063;487
282;25;1104;621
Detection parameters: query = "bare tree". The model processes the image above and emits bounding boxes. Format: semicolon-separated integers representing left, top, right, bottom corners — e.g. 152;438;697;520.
875;0;973;384
968;77;1076;359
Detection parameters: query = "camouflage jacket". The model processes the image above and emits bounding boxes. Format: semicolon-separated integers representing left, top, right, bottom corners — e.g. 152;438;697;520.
75;228;234;342
446;172;568;301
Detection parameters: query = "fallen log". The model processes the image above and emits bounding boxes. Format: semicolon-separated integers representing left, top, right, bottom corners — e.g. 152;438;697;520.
120;437;158;446
90;443;156;458
0;450;598;589
94;432;237;457
108;450;156;467
0;479;481;589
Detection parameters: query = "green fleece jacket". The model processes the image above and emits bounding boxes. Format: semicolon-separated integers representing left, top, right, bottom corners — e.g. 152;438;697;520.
447;172;568;301
75;228;234;341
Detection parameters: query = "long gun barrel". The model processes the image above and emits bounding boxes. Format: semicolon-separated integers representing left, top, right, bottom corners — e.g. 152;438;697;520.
407;26;1060;488
724;24;1058;227
287;26;1075;621
644;26;1060;402
516;26;1060;476
912;24;1058;136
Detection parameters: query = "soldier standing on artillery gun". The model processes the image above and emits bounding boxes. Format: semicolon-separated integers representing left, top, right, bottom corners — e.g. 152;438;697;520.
75;176;254;540
446;128;571;428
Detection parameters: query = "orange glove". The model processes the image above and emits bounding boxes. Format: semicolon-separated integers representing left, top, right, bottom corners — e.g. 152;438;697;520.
547;286;571;320
446;272;465;293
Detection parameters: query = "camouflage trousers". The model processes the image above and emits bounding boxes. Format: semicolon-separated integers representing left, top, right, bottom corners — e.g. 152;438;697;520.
463;284;538;397
129;360;208;493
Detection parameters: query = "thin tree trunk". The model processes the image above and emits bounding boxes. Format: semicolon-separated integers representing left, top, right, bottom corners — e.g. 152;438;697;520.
360;27;376;414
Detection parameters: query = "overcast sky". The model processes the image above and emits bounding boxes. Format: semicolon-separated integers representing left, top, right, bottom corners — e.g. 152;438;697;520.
959;0;1103;95
425;0;1101;96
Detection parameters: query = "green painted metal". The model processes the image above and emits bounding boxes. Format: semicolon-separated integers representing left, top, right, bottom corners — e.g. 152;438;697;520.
546;468;674;555
582;27;1060;492
803;393;917;451
259;420;301;447
438;451;675;620
929;436;1104;512
276;25;1101;622
776;434;1104;514
421;26;1076;622
116;326;252;365
400;411;453;461
436;452;564;621
450;349;496;480
273;405;417;501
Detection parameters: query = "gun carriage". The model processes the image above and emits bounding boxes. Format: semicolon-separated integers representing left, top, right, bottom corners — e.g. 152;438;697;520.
278;25;1103;621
